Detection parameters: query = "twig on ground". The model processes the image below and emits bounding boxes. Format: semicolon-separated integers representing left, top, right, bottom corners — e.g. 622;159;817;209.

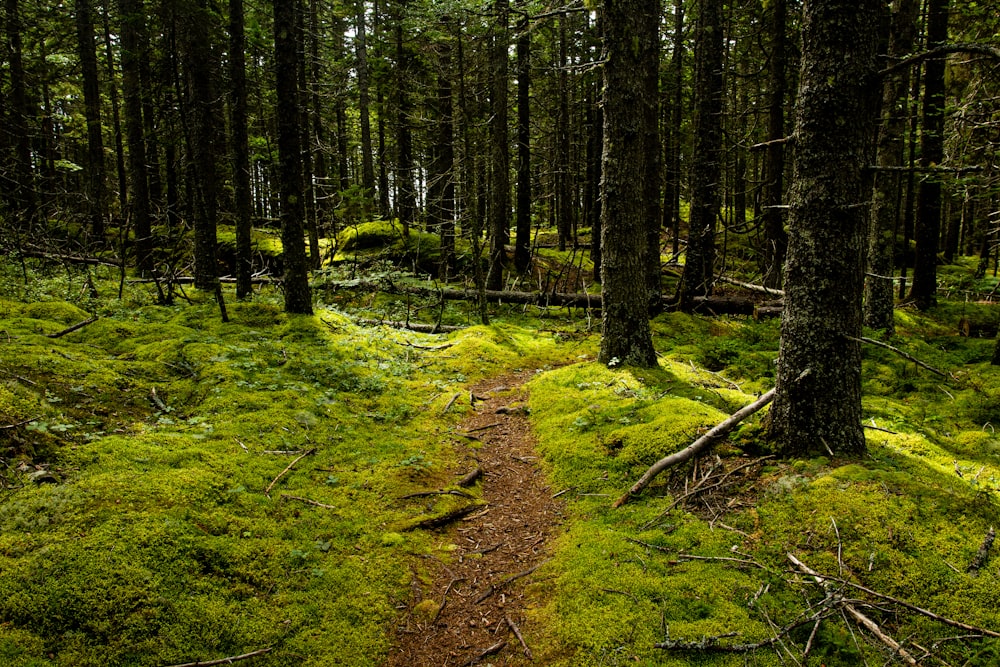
0;416;40;430
457;466;483;487
433;577;465;623
441;393;461;414
160;647;273;667
466;422;502;433
505;615;533;659
848;335;948;378
46;316;98;339
264;448;316;496
280;494;337;510
397;489;473;500
403;503;485;531
475;559;552;603
460;640;506;666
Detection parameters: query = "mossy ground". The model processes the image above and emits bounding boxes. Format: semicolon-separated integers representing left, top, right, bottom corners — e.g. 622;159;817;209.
2;253;1000;666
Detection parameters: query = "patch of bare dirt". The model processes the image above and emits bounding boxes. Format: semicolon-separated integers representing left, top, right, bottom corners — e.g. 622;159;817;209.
386;371;564;666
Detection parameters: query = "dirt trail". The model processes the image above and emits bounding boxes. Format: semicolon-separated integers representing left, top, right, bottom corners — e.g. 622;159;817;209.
386;371;564;666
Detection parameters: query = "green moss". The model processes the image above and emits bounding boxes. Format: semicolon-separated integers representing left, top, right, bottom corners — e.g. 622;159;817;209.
21;301;91;326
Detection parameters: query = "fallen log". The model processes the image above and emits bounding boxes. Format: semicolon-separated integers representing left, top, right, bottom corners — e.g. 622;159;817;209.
715;276;785;297
355;318;465;333
613;388;776;508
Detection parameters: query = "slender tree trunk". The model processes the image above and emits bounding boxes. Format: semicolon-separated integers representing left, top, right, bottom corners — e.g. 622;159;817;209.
514;18;532;274
863;0;918;333
274;0;313;314
75;0;106;241
643;1;662;310
908;0;950;310
120;0;153;274
428;34;456;278
229;0;253;299
680;0;724;308
768;0;881;457
487;0;510;290
355;1;376;218
598;0;658;368
102;4;128;210
761;0;788;288
393;5;416;234
5;0;35;229
555;15;572;253
667;0;683;257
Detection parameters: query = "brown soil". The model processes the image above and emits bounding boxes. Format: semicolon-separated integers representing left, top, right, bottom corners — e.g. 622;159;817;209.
385;371;564;666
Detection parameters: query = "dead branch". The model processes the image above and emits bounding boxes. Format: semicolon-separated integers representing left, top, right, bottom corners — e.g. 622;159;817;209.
0;416;40;430
788;553;919;665
460;640;506;666
475;559;552;603
457;466;483;487
441;392;461;414
46;316;98;339
968;526;995;574
614;389;775;508
505;615;533;659
666;456;774;512
716;276;785;297
280;494;337;510
432;577;465;623
356;318;464;333
881;42;1000;77
264;448;316;496
397;489;473;500
849;335;948;378
466;422;502;433
403;503;485;531
159;647;273;667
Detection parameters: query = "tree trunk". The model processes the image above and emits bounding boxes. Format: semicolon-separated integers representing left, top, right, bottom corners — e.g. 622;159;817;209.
355;1;376;218
229;0;253;299
5;0;35;230
75;0;107;241
907;0;950;311
863;0;918;333
428;30;456;278
392;4;416;235
761;0;788;289
767;0;881;457
119;0;153;274
555;15;572;253
666;0;683;257
183;0;221;291
680;0;724;308
598;0;658;368
102;4;128;210
487;0;510;291
514;18;532;274
274;0;313;314
643;1;662;311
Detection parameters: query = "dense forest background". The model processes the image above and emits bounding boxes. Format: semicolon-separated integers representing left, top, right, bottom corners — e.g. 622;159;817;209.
3;0;1000;665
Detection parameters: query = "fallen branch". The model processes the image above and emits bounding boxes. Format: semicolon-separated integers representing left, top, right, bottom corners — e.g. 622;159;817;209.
505;615;533;659
47;316;98;339
397;489;473;500
280;494;337;510
475;559;552;603
716;276;785;297
403;503;485;531
160;647;273;667
457;466;483;487
441;392;461;414
460;640;506;666
849;335;948;378
432;577;465;623
789;553;919;665
666;456;774;512
264;448;316;496
614;389;775;508
356;318;464;333
0;416;40;430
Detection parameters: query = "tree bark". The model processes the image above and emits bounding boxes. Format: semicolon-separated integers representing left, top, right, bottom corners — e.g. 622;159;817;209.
75;0;107;241
274;0;313;314
355;1;376;218
514;17;532;274
487;0;511;291
907;0;950;311
598;0;658;368
681;0;724;309
864;0;919;333
643;1;663;311
229;0;253;299
768;0;881;457
761;0;788;289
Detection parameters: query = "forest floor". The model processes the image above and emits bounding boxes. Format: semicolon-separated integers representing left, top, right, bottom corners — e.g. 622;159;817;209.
387;371;563;666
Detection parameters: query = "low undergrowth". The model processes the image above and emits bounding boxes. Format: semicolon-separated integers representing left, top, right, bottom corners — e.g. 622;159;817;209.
3;255;1000;666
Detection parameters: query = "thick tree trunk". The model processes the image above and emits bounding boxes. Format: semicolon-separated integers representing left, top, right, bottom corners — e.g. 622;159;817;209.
768;0;881;457
229;0;253;299
274;0;313;314
598;0;658;368
680;0;724;308
907;0;950;311
863;0;919;333
75;0;106;241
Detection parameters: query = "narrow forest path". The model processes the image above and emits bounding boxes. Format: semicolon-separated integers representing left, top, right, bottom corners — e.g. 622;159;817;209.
386;371;564;666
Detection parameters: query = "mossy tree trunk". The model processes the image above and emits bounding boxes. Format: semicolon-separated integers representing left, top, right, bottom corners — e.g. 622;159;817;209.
760;0;787;290
768;0;881;457
864;0;919;334
680;0;724;309
274;0;312;314
907;0;950;311
597;0;658;368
